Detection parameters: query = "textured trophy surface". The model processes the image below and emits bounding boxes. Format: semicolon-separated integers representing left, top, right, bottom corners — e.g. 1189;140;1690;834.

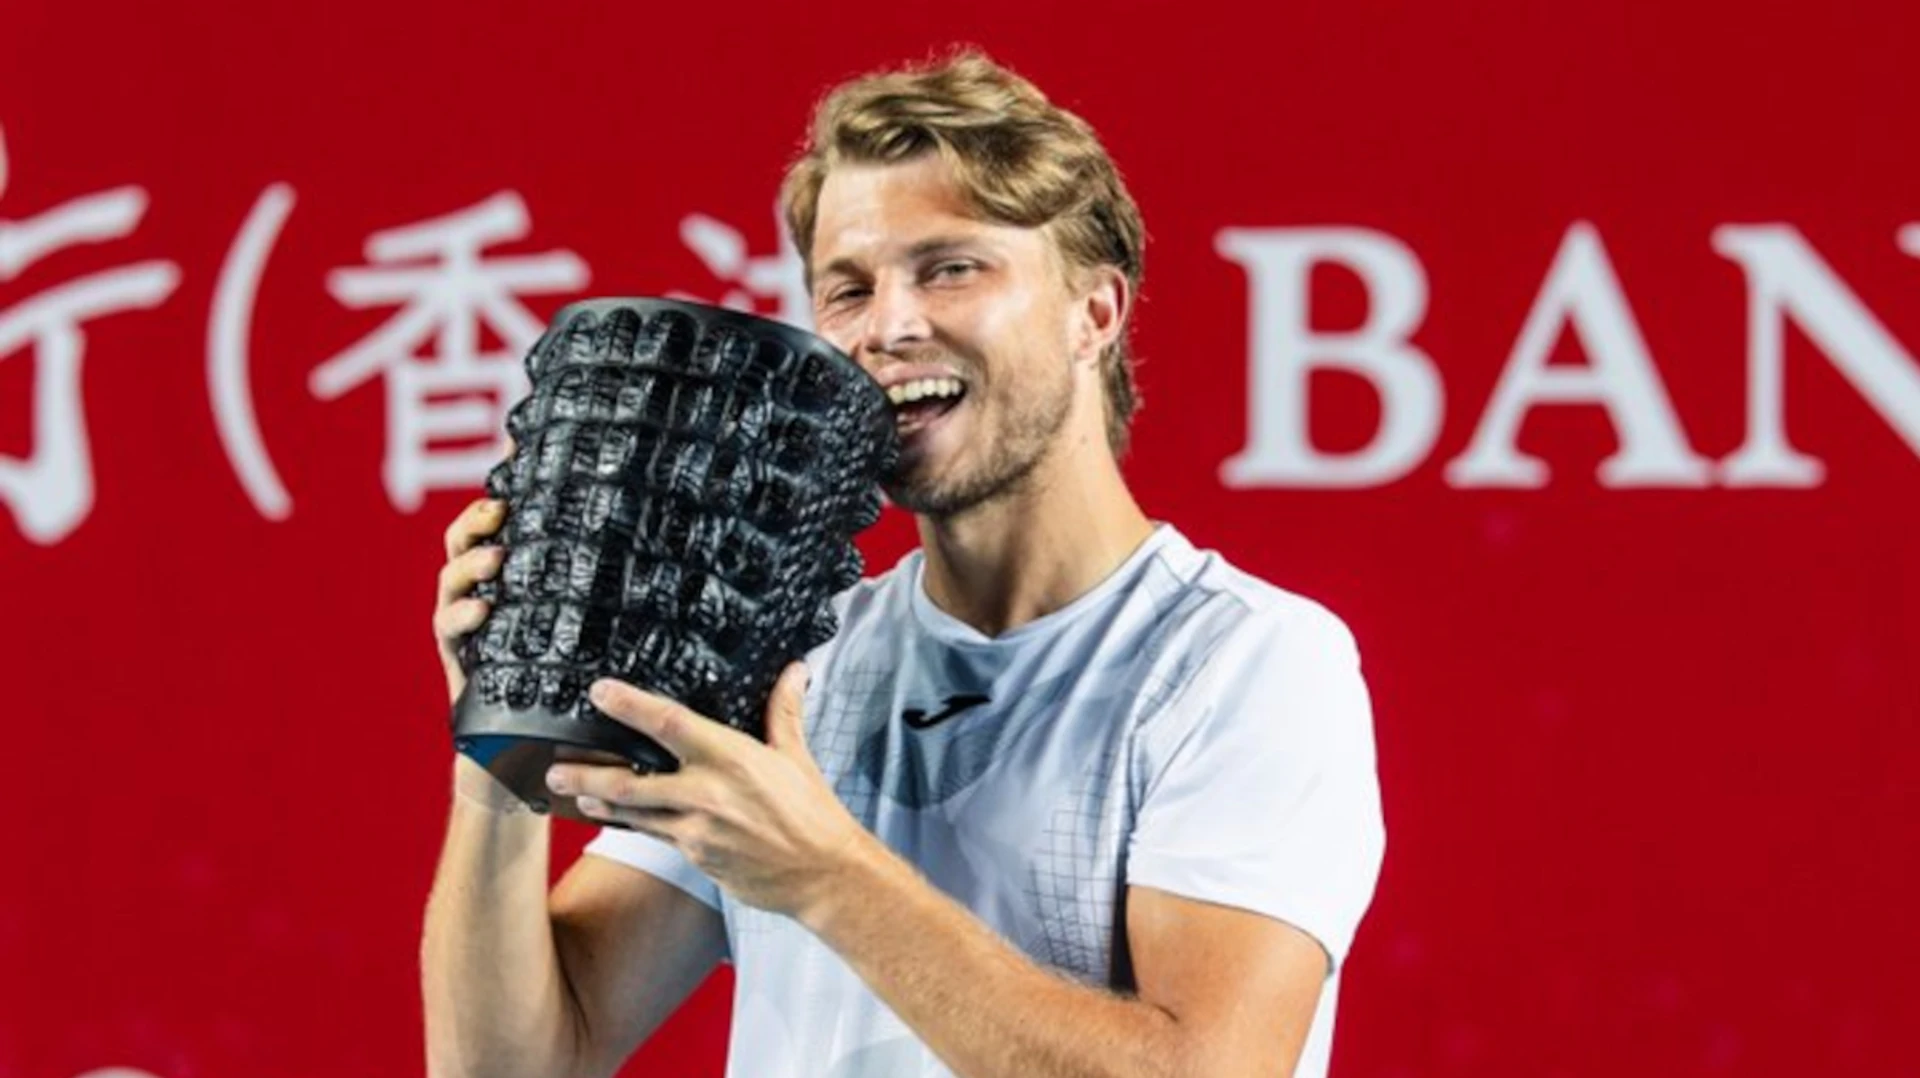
451;297;896;817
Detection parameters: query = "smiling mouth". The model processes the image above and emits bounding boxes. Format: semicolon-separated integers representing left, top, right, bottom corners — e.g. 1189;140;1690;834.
888;378;967;435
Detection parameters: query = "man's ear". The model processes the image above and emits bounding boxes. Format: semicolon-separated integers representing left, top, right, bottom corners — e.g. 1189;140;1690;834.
1072;263;1130;369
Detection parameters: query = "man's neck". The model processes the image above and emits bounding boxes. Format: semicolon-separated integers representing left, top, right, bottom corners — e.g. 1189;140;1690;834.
914;431;1154;638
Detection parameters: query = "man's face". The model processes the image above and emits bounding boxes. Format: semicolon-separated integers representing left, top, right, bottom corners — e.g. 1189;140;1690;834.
808;155;1086;517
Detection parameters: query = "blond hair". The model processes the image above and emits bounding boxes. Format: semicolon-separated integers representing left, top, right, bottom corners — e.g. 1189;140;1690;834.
780;50;1147;456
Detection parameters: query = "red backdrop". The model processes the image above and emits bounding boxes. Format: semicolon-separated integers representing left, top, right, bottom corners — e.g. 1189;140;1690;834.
4;2;1916;1075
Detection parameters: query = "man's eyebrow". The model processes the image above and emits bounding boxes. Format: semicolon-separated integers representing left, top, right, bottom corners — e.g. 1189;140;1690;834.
814;236;992;285
904;236;989;260
815;256;865;284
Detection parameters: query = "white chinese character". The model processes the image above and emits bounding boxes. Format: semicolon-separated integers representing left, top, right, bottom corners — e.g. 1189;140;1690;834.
0;125;181;545
672;202;811;328
310;191;588;512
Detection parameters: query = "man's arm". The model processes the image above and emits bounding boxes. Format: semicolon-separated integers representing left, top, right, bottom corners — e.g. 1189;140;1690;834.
421;495;729;1078
795;836;1327;1078
547;667;1352;1078
421;755;727;1078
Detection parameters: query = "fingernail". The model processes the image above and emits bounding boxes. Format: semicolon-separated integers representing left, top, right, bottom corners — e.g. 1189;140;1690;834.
589;680;612;706
545;766;570;793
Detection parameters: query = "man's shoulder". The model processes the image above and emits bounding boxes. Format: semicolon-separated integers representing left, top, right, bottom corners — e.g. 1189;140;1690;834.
1143;529;1361;668
1131;535;1374;779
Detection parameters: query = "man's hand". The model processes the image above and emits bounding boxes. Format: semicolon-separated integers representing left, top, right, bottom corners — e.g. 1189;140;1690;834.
542;662;878;919
432;497;507;705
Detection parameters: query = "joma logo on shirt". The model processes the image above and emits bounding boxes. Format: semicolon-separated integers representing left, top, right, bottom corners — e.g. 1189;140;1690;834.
901;693;992;730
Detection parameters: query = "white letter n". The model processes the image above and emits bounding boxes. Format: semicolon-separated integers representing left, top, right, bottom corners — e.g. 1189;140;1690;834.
1712;225;1920;486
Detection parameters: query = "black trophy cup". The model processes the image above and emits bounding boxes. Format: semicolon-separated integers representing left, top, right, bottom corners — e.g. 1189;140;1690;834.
451;298;897;820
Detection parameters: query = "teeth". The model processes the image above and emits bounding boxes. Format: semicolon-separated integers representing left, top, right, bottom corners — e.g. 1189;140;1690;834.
886;377;964;406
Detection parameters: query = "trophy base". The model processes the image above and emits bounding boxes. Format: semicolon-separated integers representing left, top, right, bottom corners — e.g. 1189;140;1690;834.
451;685;678;823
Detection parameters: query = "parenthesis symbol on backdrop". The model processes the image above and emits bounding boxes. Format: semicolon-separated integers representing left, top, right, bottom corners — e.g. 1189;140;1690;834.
209;183;295;521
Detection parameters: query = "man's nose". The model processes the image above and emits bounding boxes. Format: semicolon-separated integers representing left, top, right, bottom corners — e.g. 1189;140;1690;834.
857;276;932;363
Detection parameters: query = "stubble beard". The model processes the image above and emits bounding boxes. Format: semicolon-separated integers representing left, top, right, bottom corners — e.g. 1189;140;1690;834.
883;367;1074;519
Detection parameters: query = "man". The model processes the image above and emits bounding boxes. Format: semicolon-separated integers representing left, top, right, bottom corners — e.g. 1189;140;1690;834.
423;51;1385;1078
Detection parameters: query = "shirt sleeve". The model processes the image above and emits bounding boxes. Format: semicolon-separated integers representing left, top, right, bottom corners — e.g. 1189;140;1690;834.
1126;601;1386;976
583;827;724;911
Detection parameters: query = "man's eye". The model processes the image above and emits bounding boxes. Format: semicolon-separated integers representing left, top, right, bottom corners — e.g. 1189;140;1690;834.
825;286;870;305
928;261;977;282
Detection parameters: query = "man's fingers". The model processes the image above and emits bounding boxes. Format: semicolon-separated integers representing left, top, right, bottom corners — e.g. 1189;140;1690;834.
587;679;744;764
549;763;708;813
437;544;506;606
577;797;686;840
444;498;507;559
433;597;490;642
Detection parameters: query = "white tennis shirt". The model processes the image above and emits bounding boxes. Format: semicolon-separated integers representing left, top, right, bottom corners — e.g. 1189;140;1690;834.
586;525;1386;1077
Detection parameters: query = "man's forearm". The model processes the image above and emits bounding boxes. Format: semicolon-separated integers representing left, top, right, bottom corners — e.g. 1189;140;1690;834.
797;836;1188;1078
421;756;583;1078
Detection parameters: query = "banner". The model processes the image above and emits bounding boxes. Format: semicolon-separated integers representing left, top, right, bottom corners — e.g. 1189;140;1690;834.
4;2;1916;1075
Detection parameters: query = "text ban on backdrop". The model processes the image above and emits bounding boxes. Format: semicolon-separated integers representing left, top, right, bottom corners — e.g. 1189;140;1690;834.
1216;222;1920;488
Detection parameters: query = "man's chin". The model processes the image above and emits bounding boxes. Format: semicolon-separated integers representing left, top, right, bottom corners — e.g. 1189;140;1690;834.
880;473;950;516
882;466;971;518
883;457;1036;519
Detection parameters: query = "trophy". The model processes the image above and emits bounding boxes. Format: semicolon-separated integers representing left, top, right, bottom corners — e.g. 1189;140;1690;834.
451;297;897;819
